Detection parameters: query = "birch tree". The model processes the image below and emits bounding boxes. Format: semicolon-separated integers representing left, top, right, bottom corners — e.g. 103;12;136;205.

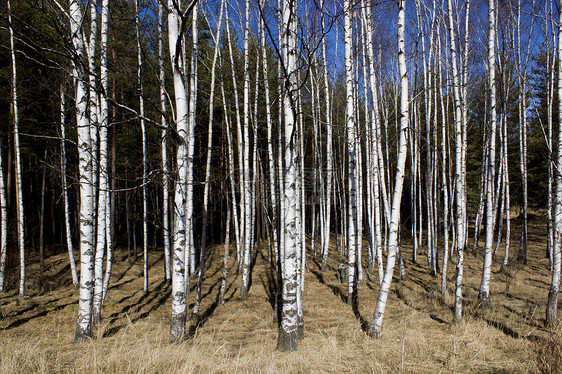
344;0;357;305
134;0;149;293
546;0;562;325
8;0;25;301
60;83;78;289
320;0;334;274
193;0;225;320
479;0;498;307
277;0;302;351
240;0;253;297
368;0;410;339
168;0;196;343
70;0;96;342
92;0;110;326
447;0;466;322
0;22;9;292
186;1;199;283
159;0;171;282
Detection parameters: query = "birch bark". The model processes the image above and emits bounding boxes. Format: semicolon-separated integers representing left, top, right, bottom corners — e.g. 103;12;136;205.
159;0;171;282
447;0;466;321
277;0;300;351
8;0;25;301
344;0;357;305
70;0;95;342
193;0;224;319
368;0;409;339
479;0;498;306
546;0;562;325
168;0;191;343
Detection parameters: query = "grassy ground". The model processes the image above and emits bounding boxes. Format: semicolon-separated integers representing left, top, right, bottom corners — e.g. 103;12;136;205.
0;221;557;373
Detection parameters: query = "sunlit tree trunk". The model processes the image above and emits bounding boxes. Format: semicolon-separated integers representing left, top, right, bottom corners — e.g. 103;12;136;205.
261;0;278;265
193;0;224;320
344;0;357;305
516;0;531;264
240;0;253;296
479;0;498;307
437;29;449;296
277;0;301;351
447;0;465;321
92;0;110;325
368;0;409;339
70;0;95;343
546;0;562;325
361;0;384;283
219;201;231;305
224;6;244;268
134;0;149;294
320;0;333;273
39;151;46;272
185;3;199;282
8;0;25;301
0;4;12;290
548;3;556;265
168;0;191;344
159;0;171;282
221;80;242;276
500;112;510;272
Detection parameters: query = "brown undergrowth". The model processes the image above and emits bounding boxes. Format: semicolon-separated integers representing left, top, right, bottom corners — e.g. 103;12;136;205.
0;222;555;373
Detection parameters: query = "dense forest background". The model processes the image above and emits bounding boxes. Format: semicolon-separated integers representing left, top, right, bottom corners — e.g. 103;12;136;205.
0;0;555;267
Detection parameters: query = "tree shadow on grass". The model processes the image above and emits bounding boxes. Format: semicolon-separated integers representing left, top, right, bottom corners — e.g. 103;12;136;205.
113;253;164;284
185;282;237;341
352;301;369;332
103;280;171;337
309;268;347;304
309;268;370;331
2;300;77;330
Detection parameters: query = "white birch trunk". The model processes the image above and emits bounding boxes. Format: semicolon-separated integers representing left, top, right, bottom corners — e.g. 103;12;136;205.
60;83;79;288
185;3;199;281
134;0;149;294
8;0;25;301
168;0;190;343
344;0;357;305
516;0;531;264
70;0;95;342
87;0;99;204
438;33;449;296
221;82;242;274
368;0;409;339
159;0;171;282
277;0;300;351
362;0;384;283
240;0;253;296
261;0;278;264
501;116;510;272
546;0;562;325
193;0;224;319
320;5;333;273
479;0;498;306
219;201;231;305
92;0;110;325
0;4;11;291
447;0;465;321
0;116;5;291
224;7;244;270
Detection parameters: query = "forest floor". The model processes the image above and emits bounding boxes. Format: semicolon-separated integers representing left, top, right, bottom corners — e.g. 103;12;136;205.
0;217;558;373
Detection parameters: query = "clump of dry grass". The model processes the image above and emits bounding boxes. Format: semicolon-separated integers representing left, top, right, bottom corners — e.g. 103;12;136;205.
535;321;562;374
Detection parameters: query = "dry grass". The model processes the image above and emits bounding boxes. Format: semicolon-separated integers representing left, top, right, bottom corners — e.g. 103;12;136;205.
535;321;562;374
0;222;556;373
